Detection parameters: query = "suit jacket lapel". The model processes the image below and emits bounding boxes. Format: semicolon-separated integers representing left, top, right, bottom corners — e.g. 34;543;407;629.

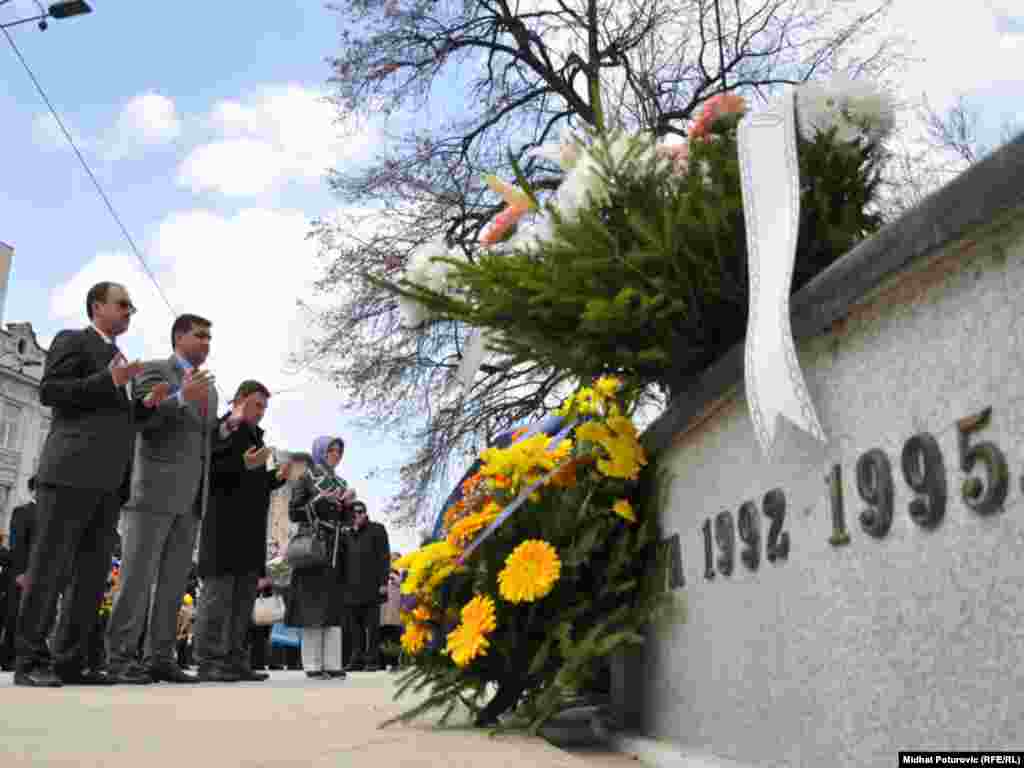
85;327;129;403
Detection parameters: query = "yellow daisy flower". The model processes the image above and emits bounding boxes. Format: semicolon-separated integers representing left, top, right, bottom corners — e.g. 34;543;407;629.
445;594;497;667
401;622;430;655
594;376;622;400
412;605;434;623
498;539;562;603
613;499;638;523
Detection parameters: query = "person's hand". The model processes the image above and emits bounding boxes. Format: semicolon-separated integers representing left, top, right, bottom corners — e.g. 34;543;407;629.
256;577;272;591
142;381;172;408
181;369;215;403
14;573;27;590
244;445;272;470
111;359;144;388
231;394;264;426
275;462;292;481
341;487;356;504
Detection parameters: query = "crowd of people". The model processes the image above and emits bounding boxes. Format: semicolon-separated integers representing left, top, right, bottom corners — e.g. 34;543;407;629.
0;280;394;687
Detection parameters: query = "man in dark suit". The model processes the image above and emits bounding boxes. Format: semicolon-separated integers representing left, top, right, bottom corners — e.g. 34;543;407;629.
1;476;37;670
106;314;216;685
343;501;390;672
13;281;171;687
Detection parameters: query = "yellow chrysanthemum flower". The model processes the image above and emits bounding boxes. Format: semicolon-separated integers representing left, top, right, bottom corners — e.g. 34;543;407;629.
447;507;500;549
613;499;638;523
594;376;622;399
445;594;497;667
575;387;601;414
412;605;434;623
498;540;562;603
401;622;430;655
480;433;565;492
576;416;647;481
399;541;459;595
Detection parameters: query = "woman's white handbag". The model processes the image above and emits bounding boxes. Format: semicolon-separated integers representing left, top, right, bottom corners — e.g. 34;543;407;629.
252;594;286;626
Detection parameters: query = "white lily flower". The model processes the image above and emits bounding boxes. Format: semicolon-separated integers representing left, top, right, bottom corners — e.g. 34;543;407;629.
526;134;581;171
797;76;896;145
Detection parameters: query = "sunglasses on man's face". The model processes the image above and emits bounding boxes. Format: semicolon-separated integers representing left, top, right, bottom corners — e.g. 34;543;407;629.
112;299;137;315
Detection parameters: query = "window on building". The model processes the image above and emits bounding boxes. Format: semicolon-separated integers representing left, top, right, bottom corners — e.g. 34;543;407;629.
34;419;51;471
0;401;22;451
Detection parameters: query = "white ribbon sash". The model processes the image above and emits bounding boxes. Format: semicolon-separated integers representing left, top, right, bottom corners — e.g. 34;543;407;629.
737;91;826;456
456;327;487;397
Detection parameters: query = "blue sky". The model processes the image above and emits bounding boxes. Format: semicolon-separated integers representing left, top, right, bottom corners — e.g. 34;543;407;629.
1;0;1022;551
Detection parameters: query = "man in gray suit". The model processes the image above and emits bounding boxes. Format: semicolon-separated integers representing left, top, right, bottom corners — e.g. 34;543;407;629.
105;314;216;684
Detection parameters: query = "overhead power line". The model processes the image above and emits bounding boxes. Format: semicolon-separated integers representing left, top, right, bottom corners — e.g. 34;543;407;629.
3;26;178;317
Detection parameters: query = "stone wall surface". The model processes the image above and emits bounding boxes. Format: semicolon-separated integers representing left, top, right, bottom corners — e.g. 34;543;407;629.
641;138;1024;766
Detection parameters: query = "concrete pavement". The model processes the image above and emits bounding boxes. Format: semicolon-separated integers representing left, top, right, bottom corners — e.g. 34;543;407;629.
0;670;641;767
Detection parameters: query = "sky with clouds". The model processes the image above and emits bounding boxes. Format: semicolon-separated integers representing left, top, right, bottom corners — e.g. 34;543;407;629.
0;1;1022;551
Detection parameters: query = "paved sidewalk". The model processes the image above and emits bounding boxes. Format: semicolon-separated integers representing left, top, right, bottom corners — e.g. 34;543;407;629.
0;670;639;767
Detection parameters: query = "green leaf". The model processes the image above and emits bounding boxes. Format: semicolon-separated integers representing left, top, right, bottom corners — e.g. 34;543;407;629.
508;148;541;209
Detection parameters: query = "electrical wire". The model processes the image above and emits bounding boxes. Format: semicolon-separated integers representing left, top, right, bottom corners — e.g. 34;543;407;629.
3;25;179;317
2;28;317;405
0;28;243;404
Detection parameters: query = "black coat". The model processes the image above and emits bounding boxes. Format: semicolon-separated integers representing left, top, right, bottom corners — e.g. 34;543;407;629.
8;502;36;577
197;417;286;578
283;469;351;627
341;520;390;606
37;327;143;498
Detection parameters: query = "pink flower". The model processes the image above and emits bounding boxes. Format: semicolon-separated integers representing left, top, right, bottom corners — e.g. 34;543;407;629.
480;204;530;246
689;92;747;140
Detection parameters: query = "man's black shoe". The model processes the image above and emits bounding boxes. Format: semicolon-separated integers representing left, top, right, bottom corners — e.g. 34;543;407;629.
57;667;117;686
107;664;154;685
13;667;62;687
364;663;382;672
306;670;327;679
344;661;364;672
149;663;199;684
234;668;269;682
326;670;347;679
197;665;241;683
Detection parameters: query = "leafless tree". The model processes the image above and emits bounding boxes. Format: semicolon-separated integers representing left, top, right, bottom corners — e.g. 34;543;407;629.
307;0;906;528
879;94;1022;219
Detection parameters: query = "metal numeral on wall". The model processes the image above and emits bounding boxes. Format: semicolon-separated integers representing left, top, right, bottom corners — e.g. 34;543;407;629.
826;464;851;546
856;449;894;539
665;533;685;589
902;433;947;530
763;489;789;562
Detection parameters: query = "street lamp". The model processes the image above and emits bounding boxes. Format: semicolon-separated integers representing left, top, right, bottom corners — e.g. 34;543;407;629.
0;1;92;31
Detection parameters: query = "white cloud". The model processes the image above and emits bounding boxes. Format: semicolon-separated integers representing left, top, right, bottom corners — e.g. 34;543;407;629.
877;3;1021;111
177;139;287;197
33;91;181;159
114;91;182;146
177;84;378;197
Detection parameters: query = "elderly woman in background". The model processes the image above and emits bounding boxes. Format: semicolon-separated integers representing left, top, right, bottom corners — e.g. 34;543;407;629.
285;438;355;679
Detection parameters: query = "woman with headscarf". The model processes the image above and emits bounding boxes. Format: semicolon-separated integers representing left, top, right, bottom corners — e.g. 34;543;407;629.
284;437;355;679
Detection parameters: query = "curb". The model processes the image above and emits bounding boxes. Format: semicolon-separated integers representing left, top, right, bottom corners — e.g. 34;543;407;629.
608;734;760;768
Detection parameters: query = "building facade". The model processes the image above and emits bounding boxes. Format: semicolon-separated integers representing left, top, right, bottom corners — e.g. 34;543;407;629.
0;322;50;534
266;448;293;558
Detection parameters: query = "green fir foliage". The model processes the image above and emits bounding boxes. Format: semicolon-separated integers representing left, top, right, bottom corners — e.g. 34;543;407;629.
375;112;885;393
